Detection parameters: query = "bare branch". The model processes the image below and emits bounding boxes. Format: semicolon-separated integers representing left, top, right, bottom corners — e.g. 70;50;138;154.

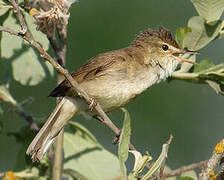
0;26;19;36
164;140;224;179
164;160;208;178
53;129;64;180
15;103;39;131
8;0;27;34
0;85;39;131
199;139;224;180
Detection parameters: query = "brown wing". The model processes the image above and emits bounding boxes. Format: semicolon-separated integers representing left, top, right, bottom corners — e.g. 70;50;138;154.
49;50;126;97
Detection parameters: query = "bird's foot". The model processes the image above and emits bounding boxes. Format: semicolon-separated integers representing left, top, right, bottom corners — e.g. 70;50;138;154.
88;97;97;111
113;130;121;144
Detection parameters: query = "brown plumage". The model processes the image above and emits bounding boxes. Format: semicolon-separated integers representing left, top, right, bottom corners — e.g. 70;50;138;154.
132;27;180;49
50;27;179;98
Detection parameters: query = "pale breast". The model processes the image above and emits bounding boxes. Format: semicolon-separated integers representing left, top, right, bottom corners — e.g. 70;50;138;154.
81;69;160;112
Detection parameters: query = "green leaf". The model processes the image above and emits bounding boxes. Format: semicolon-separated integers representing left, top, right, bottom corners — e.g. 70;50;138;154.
63;169;89;180
0;1;10;17
206;80;224;95
177;176;195;180
14;167;39;179
0;2;10;58
118;108;131;180
175;27;191;48
191;0;224;23
181;170;198;180
8;126;40;170
183;16;223;51
0;85;17;105
129;150;143;172
1;11;54;86
142;142;170;180
164;166;177;180
193;59;214;72
193;63;224;95
197;63;224;74
68;121;99;145
63;122;120;180
129;151;151;177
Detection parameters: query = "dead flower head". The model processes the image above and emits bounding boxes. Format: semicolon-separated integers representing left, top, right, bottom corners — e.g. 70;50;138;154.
30;0;77;37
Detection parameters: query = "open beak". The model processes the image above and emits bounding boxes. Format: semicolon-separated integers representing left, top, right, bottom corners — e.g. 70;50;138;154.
172;48;198;65
183;48;198;55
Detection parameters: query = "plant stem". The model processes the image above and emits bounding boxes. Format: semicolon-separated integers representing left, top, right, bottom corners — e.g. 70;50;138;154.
52;17;68;180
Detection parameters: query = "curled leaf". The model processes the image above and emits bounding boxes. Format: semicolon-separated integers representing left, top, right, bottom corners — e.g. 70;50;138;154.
141;142;170;180
118;108;131;180
191;0;224;23
183;16;222;51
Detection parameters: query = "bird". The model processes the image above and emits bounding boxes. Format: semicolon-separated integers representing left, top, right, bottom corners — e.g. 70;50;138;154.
26;27;195;161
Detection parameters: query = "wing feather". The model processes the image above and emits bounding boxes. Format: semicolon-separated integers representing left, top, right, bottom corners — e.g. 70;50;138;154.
49;50;126;97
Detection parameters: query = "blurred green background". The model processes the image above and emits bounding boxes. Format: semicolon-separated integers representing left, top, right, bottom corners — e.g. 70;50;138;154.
1;0;224;172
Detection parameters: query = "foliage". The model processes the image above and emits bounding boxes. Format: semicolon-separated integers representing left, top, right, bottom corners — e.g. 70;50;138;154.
1;10;53;86
0;0;224;180
118;108;131;180
63;122;120;180
191;0;224;23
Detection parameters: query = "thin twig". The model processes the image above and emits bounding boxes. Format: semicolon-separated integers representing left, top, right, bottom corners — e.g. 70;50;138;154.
164;160;208;178
0;86;39;131
159;135;173;179
8;0;27;34
0;26;19;36
15;104;39;131
171;72;199;82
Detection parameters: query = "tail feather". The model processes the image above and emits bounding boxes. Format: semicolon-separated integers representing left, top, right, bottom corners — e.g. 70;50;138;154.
26;97;79;162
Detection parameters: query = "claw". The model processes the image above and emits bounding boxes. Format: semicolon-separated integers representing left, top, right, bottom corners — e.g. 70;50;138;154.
113;130;121;144
88;98;97;111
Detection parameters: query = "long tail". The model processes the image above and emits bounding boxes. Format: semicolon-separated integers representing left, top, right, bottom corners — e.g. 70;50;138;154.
26;97;79;162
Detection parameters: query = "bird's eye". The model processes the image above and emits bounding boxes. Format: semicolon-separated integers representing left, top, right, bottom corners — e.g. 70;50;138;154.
162;44;169;51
